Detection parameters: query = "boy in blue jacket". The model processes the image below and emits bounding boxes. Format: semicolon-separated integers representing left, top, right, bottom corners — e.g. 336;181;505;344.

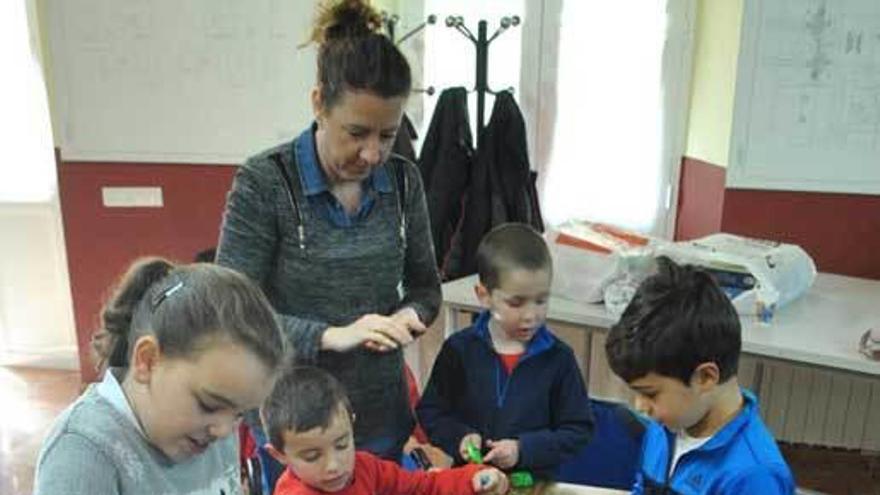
605;256;795;494
417;223;593;479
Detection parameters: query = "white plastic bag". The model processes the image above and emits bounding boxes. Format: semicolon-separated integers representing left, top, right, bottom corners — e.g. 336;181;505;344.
603;253;659;315
657;233;817;318
546;221;656;303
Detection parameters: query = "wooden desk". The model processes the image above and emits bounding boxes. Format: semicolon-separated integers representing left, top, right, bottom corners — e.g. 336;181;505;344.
441;273;880;449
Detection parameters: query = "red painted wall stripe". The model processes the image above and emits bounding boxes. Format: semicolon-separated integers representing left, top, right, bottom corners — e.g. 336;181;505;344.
721;189;880;280
58;162;236;381
674;156;726;241
675;156;880;280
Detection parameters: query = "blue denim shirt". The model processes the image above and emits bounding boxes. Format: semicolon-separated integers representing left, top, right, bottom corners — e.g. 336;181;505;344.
294;124;393;227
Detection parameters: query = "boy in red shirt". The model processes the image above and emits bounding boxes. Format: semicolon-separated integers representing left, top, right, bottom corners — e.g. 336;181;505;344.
262;366;508;495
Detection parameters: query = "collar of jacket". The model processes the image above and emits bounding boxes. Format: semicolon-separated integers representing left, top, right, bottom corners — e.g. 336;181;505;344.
472;310;555;360
662;388;760;454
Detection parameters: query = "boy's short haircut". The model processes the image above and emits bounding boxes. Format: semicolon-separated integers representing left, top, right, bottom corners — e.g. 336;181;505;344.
476;223;552;291
605;256;741;385
261;365;353;451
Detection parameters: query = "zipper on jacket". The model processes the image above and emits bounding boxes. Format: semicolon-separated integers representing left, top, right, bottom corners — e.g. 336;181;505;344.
494;357;512;408
663;430;676;493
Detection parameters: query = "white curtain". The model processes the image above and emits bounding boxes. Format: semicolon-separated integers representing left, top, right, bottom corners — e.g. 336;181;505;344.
521;0;695;238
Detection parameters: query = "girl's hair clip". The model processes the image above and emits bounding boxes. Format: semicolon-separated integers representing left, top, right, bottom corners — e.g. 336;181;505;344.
151;281;184;310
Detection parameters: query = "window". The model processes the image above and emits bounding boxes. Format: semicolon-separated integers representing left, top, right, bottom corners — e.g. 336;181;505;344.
522;0;694;237
0;0;57;203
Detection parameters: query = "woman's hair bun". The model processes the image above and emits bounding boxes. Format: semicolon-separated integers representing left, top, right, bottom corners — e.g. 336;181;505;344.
310;0;384;45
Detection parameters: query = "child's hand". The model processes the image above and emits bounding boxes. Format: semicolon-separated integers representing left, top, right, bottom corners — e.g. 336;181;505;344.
483;439;519;469
459;433;483;462
471;468;509;494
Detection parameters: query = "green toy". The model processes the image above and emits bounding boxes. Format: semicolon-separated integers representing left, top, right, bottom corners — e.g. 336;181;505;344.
465;441;483;464
464;440;534;492
509;471;534;488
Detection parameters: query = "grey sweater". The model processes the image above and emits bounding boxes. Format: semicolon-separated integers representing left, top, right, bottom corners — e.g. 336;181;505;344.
216;137;441;458
34;375;240;495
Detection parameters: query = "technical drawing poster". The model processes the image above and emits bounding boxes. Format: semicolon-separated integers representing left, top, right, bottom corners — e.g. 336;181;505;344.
730;0;880;194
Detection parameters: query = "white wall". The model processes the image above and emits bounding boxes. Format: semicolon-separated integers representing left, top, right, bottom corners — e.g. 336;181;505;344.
0;204;77;369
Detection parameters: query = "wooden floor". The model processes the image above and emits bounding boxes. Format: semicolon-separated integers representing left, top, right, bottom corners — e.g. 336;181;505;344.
782;443;880;495
2;366;878;495
0;366;80;495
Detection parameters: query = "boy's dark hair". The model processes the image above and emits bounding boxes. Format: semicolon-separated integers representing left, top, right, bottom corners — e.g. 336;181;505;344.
476;223;552;291
310;0;411;110
262;365;353;451
605;256;741;385
101;258;284;372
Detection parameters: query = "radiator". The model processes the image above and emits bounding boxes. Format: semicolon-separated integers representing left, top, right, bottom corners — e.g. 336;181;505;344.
754;358;880;451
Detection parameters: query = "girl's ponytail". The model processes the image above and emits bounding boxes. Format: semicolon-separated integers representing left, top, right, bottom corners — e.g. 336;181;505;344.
100;258;174;368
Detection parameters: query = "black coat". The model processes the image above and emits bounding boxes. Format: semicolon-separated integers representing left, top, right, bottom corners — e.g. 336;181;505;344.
458;91;544;277
419;90;544;280
417;87;474;278
392;114;419;162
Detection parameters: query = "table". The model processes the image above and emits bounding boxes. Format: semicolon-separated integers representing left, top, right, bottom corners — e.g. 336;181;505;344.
443;273;880;376
441;273;880;449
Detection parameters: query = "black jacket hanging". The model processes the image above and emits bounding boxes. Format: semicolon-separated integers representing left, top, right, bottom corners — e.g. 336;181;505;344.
458;91;544;278
392;114;419;162
417;87;474;278
484;91;543;229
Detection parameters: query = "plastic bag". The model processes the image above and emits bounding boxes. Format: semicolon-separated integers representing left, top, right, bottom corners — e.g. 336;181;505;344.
603;253;658;316
657;233;817;318
546;221;656;304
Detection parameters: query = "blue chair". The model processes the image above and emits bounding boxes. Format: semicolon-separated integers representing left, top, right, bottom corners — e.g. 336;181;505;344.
555;398;646;490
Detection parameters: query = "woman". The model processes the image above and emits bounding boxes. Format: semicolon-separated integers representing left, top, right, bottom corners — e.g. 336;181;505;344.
216;0;440;461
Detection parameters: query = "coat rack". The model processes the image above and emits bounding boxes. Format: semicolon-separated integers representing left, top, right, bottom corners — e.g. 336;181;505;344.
381;12;522;146
445;15;520;148
382;11;437;96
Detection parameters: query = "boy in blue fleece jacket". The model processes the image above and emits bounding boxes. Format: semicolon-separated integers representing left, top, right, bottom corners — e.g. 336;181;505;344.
417;223;594;479
605;256;795;494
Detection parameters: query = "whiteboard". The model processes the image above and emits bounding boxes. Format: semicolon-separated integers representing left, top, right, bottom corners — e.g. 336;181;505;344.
47;0;317;164
729;0;880;194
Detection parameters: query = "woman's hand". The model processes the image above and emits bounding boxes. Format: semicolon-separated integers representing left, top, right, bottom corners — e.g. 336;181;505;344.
392;307;427;337
361;307;426;352
321;313;413;352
